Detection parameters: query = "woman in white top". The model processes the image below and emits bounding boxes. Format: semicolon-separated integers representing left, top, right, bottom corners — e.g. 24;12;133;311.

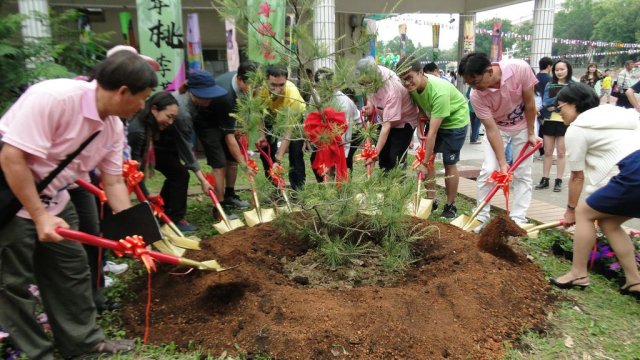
549;82;640;300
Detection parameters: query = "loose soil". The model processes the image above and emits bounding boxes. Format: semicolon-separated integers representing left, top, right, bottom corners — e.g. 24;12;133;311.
121;215;553;359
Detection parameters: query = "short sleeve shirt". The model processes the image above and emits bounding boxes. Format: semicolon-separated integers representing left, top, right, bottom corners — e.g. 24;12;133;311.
265;80;306;115
0;79;124;218
410;74;469;129
470;59;538;131
369;66;419;129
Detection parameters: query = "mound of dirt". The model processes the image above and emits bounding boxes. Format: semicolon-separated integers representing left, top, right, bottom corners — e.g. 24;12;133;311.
478;215;528;263
120;219;553;359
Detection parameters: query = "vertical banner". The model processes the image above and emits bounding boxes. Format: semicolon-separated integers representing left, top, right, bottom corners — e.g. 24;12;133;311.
463;19;475;55
490;21;502;62
186;13;204;71
225;18;240;71
119;12;137;48
398;23;407;57
364;18;377;60
136;0;185;90
247;0;285;64
432;24;440;49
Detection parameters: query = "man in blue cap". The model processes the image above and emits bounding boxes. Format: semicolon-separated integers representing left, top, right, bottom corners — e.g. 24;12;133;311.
161;70;230;229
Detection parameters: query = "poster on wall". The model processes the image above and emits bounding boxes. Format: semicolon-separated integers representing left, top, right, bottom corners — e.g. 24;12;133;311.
490;21;503;62
187;13;204;71
463;19;475;55
136;0;185;90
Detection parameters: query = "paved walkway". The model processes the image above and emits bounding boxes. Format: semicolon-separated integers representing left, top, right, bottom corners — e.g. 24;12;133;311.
450;131;640;229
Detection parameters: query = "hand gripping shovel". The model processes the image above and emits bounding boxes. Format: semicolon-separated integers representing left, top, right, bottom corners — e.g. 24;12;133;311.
132;185;201;251
204;173;245;234
238;138;275;226
451;140;543;231
56;227;231;272
255;142;297;214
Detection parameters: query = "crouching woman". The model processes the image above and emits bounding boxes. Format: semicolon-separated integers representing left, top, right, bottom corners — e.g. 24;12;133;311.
549;82;640;300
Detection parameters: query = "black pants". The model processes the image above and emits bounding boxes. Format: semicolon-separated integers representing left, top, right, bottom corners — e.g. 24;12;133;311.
68;187;106;307
259;135;306;190
154;147;189;222
379;124;414;171
346;135;363;171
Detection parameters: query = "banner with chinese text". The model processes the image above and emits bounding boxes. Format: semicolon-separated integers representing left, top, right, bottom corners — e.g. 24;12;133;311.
136;0;185;90
247;0;285;64
187;13;204;71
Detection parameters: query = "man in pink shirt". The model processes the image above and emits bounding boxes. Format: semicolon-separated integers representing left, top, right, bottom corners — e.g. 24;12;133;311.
0;51;156;359
458;52;539;231
356;57;419;170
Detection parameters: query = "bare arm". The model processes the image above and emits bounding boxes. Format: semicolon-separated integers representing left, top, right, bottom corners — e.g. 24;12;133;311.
626;88;640;112
564;170;584;226
102;172;132;214
522;85;539;146
0;144;68;242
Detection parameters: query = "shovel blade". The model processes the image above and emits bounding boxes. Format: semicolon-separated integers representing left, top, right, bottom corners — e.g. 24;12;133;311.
160;225;201;250
518;223;536;231
153;239;186;257
451;214;481;231
213;218;245;234
407;198;433;219
244;208;276;227
198;260;228;272
527;230;540;239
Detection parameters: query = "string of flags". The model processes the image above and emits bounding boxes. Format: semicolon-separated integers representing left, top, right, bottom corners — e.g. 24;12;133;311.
475;28;640;49
384;15;457;30
550;49;640;59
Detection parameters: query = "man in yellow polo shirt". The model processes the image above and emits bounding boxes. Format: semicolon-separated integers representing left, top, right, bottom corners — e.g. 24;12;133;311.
257;65;307;190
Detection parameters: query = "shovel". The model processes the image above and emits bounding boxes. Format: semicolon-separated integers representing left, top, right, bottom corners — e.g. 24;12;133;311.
56;227;231;272
132;185;201;250
204;172;245;233
407;124;434;219
255;143;298;214
237;137;275;226
451;140;543;231
524;220;564;238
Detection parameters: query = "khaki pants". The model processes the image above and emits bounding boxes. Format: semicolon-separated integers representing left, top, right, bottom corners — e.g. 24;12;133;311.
0;203;103;359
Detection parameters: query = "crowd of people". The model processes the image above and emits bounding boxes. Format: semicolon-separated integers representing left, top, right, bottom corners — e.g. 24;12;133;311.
0;43;638;358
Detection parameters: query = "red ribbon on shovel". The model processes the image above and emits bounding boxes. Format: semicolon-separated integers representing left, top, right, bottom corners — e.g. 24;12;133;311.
486;170;514;212
355;139;378;178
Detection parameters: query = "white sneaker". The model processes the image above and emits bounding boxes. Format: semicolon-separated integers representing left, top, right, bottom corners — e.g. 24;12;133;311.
104;276;114;288
103;261;128;275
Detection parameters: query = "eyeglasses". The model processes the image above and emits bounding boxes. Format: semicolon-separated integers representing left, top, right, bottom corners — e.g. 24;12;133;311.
466;70;489;87
554;103;567;113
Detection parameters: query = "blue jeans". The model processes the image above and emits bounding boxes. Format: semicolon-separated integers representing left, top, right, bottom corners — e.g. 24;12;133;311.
469;112;481;142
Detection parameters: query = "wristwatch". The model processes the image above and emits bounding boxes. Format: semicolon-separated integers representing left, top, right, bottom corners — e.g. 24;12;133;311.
567;204;576;210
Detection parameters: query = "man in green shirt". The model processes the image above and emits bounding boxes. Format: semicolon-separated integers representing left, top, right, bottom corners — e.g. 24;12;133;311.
397;59;469;218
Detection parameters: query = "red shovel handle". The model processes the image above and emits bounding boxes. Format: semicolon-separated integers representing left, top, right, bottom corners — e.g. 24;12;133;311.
75;179;107;203
481;140;543;203
55;227;181;266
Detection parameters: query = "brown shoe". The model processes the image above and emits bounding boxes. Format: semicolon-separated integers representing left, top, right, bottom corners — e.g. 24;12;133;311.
76;339;135;359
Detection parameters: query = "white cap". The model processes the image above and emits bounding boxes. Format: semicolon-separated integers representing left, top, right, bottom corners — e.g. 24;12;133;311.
106;45;160;72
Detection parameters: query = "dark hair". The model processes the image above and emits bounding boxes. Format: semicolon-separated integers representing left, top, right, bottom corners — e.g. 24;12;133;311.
423;62;439;73
551;60;573;84
90;51;158;94
458;52;491;76
237;61;258;82
266;65;288;79
538;57;553;70
138;92;178;124
556;82;599;113
395;57;422;75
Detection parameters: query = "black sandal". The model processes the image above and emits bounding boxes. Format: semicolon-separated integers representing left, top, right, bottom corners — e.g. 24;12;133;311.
549;276;590;290
620;282;640;299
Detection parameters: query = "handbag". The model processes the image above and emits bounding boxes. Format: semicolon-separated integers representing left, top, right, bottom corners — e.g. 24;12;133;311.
0;131;101;228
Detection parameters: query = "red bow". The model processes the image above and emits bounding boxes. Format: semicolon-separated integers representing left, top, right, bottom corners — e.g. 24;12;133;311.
269;163;287;189
355;139;378;177
487;170;513;212
122;160;145;193
147;195;165;216
114;235;156;273
303;107;349;184
411;146;426;169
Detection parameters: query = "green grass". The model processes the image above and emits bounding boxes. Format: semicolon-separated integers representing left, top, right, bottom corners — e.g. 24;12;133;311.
103;153;640;359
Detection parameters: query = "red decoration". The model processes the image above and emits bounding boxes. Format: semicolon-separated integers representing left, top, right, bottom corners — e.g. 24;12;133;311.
486;170;513;212
268;163;286;189
258;2;274;17
355;139;378;177
113;235;156;273
303;107;349;184
257;22;275;37
122;160;144;193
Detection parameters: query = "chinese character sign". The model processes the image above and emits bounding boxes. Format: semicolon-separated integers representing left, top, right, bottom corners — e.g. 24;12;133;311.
247;0;285;64
136;0;185;90
490;21;502;62
463;19;474;55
